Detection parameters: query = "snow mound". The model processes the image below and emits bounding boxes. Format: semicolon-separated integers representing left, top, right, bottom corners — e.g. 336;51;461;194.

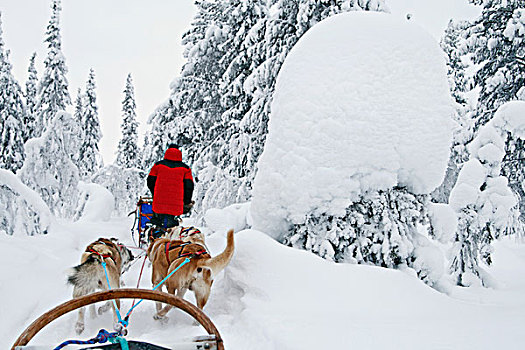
76;182;115;222
204;202;251;233
251;12;453;238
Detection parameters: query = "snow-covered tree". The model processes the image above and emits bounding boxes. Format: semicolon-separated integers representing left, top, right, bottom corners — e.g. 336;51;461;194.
92;165;146;215
151;0;228;159
286;188;428;267
465;0;524;127
18;112;82;218
192;0;268;211
72;88;84;169
73;87;84;123
24;52;39;142
501;131;525;220
37;0;71;134
459;0;525;218
0;14;26;173
77;68;103;179
449;101;525;286
0;169;54;236
250;11;453;287
116;73;140;169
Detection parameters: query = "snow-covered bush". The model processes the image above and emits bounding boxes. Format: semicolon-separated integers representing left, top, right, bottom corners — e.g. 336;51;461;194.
0;169;54;236
251;12;453;285
286;188;426;263
92;164;146;216
74;182;115;222
449;101;525;286
18;111;81;218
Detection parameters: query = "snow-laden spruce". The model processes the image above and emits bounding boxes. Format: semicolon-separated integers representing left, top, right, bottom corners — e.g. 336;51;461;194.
37;0;71;135
0;13;26;173
24;52;40;142
449;100;525;286
116;73;141;169
93;73;145;216
18;112;82;219
450;0;525;220
251;12;453;238
77;68;103;179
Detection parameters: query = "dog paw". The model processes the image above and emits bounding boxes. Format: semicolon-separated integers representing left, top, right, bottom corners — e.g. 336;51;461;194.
153;314;169;324
98;304;110;315
75;322;85;335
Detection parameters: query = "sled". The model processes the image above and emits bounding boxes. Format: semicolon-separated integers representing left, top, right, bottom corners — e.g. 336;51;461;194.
131;197;153;247
12;289;224;350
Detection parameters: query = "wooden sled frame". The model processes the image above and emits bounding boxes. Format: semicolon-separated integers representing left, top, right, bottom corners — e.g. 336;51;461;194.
12;288;224;350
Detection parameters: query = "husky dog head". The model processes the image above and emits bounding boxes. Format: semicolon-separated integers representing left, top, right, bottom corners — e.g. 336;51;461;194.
110;238;135;273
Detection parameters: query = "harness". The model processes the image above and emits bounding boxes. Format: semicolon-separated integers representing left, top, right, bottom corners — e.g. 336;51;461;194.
88;248;112;260
148;225;168;242
87;239;118;262
179;226;201;240
164;241;208;266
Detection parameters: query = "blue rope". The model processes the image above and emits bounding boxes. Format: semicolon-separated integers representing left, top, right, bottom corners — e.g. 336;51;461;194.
124;257;191;320
101;261;128;327
54;329;119;349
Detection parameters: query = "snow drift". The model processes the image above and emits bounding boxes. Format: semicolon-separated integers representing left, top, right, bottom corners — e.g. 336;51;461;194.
1;222;524;349
251;12;453;238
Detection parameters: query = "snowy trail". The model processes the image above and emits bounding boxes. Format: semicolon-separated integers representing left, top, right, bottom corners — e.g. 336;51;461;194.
1;217;524;349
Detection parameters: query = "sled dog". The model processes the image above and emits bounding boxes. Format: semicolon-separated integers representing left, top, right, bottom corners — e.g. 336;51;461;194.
147;229;234;320
67;237;134;334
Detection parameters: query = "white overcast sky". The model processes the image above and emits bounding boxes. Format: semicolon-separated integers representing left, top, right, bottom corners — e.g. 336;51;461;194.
1;0;480;164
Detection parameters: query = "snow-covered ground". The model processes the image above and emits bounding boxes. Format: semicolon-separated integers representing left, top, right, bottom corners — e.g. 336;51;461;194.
1;209;524;349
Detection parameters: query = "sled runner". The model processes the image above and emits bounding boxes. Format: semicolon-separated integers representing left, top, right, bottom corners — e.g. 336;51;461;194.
12;289;223;350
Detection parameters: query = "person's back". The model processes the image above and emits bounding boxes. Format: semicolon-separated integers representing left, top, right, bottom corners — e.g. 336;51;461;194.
147;144;194;228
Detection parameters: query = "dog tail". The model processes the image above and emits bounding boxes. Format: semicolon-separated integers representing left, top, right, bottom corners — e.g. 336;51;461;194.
67;255;101;287
202;229;235;277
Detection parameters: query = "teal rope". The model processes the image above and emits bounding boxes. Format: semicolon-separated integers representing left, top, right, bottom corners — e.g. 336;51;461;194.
101;261;128;327
124;257;191;320
110;336;130;350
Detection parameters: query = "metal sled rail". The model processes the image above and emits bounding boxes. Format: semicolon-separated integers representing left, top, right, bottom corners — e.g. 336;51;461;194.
12;288;224;350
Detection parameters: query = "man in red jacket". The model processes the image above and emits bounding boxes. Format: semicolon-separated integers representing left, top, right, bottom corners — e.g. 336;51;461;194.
147;144;194;228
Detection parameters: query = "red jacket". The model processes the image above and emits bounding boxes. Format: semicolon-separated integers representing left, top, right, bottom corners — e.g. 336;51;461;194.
147;147;194;216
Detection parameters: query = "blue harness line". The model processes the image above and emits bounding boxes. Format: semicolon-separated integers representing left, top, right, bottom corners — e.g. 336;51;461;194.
101;260;128;327
124;257;191;320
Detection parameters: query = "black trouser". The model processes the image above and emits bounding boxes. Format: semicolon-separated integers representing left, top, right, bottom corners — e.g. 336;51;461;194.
150;212;179;229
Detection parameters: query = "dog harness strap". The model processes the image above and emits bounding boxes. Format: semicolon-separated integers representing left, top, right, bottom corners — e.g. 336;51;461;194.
179;226;201;239
178;249;208;258
166;241;191;265
89;248;112;259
